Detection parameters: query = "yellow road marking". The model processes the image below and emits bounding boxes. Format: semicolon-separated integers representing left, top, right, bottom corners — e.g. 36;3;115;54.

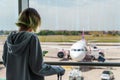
61;66;73;70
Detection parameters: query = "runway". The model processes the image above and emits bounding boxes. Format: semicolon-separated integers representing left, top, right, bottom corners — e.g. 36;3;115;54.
42;43;120;80
0;42;120;80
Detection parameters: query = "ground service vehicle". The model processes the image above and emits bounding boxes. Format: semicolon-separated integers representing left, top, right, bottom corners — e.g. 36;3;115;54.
101;70;114;80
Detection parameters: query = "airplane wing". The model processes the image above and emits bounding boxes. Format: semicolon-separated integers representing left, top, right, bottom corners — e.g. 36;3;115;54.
41;44;70;50
98;46;120;51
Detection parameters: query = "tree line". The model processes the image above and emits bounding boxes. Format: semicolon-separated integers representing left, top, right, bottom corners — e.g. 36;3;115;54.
37;30;82;35
37;30;120;36
0;30;120;36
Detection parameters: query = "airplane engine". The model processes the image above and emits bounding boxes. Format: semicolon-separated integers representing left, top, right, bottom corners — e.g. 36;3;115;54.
57;51;65;58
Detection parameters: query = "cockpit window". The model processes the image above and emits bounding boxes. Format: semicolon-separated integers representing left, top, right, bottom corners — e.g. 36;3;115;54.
81;49;84;51
71;49;85;51
78;49;84;51
71;49;76;51
74;49;76;51
78;49;80;51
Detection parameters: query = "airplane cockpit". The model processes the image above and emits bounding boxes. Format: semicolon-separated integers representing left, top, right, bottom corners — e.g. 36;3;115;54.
71;49;84;51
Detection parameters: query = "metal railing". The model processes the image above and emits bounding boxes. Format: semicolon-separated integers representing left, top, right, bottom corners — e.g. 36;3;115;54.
0;61;3;64
1;61;120;67
45;62;120;67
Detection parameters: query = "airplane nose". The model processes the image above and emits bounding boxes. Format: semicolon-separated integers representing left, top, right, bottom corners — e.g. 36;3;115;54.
70;52;86;61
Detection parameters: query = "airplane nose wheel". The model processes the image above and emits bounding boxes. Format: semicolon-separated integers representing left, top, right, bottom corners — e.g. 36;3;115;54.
99;52;105;57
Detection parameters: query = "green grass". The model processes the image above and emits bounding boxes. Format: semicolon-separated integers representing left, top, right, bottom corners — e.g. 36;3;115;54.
38;35;120;43
0;35;120;43
38;35;81;42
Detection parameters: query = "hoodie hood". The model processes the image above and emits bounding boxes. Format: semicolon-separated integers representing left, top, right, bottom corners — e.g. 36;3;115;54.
7;31;33;56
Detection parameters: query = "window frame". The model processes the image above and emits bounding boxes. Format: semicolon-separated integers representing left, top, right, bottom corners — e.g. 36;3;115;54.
18;0;29;14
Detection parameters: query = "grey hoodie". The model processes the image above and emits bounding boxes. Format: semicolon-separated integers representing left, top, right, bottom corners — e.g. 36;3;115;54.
2;31;65;80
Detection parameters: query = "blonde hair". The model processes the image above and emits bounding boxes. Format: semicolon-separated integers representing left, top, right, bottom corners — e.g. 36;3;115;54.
16;8;41;32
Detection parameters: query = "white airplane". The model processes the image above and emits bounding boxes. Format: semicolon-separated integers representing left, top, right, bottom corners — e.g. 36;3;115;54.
57;31;105;62
69;39;87;61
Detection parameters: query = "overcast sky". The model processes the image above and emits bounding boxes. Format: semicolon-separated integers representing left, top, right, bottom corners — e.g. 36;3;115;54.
0;0;120;31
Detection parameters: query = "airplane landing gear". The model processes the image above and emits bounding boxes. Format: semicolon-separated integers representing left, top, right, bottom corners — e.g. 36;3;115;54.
99;52;105;57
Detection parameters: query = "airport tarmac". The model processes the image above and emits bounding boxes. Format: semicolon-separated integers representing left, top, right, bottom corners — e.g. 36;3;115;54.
0;42;120;80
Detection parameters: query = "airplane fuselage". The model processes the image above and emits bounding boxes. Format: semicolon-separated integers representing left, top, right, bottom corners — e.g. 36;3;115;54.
70;39;88;61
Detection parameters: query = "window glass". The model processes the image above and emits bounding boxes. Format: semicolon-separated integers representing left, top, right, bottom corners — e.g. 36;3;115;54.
29;0;120;31
29;0;120;62
0;0;18;79
29;0;120;80
0;0;18;31
29;0;120;63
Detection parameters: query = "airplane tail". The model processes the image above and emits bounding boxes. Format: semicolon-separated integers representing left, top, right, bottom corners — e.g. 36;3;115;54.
82;29;85;40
